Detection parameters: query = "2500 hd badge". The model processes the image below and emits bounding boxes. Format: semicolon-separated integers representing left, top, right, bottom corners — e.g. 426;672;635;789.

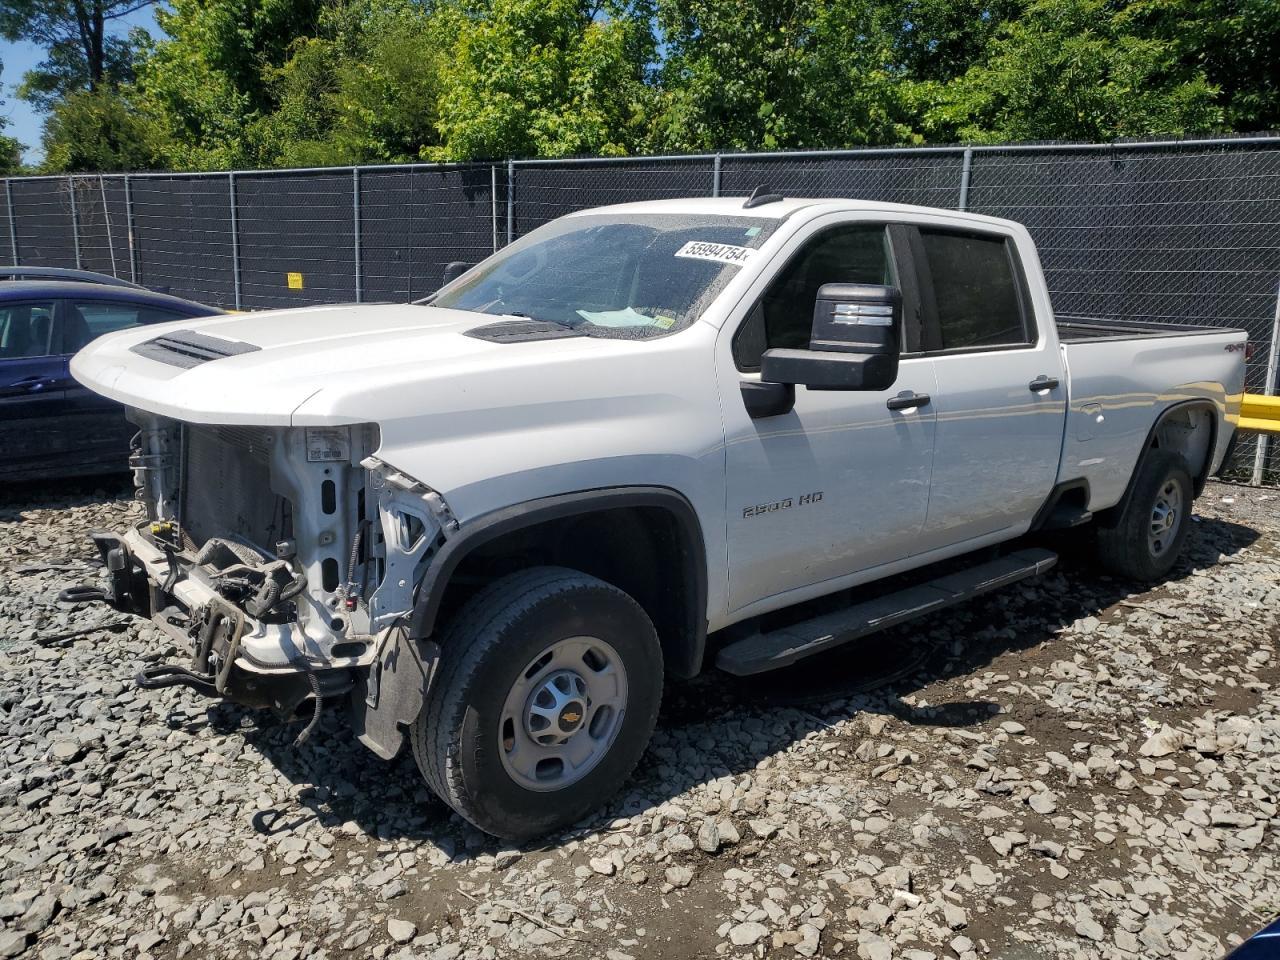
743;491;824;518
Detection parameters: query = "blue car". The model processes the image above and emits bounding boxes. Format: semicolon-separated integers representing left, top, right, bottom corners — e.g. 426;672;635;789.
0;278;223;482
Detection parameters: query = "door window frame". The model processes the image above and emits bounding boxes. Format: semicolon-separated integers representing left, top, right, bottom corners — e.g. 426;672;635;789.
729;218;925;372
906;224;1038;357
0;299;61;360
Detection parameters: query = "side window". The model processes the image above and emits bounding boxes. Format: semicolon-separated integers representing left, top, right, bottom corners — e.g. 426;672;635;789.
61;302;188;352
0;302;57;359
918;229;1029;351
138;307;193;326
733;225;895;371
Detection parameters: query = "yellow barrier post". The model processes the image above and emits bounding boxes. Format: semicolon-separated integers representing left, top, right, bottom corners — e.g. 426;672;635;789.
1250;286;1280;484
1240;394;1280;435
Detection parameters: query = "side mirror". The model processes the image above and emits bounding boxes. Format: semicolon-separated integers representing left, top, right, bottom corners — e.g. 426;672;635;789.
760;283;901;391
441;261;472;286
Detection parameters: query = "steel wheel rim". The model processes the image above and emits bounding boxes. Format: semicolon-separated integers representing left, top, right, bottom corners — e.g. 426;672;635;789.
1148;479;1183;558
498;636;628;792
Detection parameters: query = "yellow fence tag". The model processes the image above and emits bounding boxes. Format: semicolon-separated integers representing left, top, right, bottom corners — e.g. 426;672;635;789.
287;272;304;290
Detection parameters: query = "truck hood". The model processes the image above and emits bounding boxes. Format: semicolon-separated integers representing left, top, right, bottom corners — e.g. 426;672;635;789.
70;303;592;425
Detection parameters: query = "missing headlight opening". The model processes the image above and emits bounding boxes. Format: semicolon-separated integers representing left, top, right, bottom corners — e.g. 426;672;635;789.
104;411;454;716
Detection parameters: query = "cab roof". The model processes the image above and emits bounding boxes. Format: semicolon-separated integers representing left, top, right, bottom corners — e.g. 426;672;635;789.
566;196;1023;232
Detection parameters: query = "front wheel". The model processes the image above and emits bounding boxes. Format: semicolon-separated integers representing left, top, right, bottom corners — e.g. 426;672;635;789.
411;566;663;841
1096;449;1193;582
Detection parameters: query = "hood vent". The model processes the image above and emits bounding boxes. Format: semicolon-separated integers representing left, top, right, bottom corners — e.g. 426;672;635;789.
465;319;584;343
131;329;260;369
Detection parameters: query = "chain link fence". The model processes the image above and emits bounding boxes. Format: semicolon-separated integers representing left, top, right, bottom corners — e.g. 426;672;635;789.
4;137;1278;477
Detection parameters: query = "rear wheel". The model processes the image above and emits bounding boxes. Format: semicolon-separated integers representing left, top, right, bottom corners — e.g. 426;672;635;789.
412;566;663;841
1096;449;1193;582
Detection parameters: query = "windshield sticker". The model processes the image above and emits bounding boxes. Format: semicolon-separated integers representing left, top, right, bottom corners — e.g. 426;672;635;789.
576;307;666;327
674;241;755;266
653;315;676;330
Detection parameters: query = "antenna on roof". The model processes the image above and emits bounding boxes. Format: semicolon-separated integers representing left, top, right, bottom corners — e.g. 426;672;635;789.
743;184;785;209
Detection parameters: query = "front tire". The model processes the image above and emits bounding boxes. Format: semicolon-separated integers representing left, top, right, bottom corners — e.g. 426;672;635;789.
412;566;663;841
1096;449;1193;582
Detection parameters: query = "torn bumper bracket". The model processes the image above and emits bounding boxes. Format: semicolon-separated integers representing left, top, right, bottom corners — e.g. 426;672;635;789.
58;531;153;617
136;663;219;697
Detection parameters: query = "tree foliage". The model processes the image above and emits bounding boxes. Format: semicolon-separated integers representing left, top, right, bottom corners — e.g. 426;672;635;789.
0;0;152;109
429;0;656;160
252;0;444;166
2;0;1276;172
41;86;168;170
0;66;23;172
651;0;912;151
916;0;1221;143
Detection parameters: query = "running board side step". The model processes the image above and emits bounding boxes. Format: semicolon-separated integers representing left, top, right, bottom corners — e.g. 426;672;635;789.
716;548;1058;676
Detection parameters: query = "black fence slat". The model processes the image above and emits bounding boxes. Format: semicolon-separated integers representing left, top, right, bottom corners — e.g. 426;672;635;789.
511;158;715;237
236;172;356;309
360;164;496;302
71;175;131;280
131;175;237;307
10;179;77;268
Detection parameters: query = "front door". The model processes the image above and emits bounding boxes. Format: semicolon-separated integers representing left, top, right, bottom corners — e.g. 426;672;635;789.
0;300;67;481
720;220;938;613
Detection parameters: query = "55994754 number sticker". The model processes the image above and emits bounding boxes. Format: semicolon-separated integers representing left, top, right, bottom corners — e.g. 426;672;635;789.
674;241;755;266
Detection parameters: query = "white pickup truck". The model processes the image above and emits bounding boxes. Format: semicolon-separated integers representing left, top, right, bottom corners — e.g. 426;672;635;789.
67;195;1247;839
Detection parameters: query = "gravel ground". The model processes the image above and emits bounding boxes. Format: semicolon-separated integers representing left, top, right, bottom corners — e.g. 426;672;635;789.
1;478;1278;960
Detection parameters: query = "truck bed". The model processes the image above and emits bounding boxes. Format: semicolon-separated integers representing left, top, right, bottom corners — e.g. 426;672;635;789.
1055;318;1247;515
1056;316;1245;343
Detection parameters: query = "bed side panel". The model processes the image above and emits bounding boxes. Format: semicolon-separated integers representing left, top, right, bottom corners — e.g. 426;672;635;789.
1060;330;1246;510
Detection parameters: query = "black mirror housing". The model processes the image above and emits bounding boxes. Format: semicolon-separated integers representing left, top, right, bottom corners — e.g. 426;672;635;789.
441;261;472;285
811;283;901;354
760;283;902;392
761;348;897;391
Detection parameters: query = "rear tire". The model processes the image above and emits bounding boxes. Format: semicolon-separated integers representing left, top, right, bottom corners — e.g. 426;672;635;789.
1096;449;1193;582
411;566;663;841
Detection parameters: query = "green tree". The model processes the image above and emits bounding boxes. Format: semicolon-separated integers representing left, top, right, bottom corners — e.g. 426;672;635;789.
0;62;24;172
39;85;168;170
429;0;657;160
253;0;444;166
0;0;151;109
1138;0;1280;131
651;0;914;152
135;0;322;168
916;0;1221;142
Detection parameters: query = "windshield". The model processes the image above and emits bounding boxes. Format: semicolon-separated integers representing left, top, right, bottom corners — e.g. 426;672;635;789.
426;213;780;338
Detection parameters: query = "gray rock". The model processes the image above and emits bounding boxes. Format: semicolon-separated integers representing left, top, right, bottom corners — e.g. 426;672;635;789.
387;918;417;944
0;931;31;959
664;865;694;888
729;922;769;946
697;819;721;853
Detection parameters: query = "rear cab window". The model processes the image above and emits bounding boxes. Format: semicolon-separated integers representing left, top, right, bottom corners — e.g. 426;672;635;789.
915;228;1033;353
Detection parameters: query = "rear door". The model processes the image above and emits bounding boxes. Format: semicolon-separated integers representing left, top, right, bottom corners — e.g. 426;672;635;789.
59;300;202;472
909;225;1067;551
0;300;67;480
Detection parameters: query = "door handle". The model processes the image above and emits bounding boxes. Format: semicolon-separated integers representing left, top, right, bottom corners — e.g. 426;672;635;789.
886;392;931;411
10;376;56;393
1029;376;1060;392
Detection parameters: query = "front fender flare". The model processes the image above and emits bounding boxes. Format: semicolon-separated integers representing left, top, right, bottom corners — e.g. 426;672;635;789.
407;486;710;678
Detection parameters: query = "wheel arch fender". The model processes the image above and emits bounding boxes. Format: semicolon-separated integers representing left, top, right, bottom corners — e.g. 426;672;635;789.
408;486;710;678
1097;398;1219;529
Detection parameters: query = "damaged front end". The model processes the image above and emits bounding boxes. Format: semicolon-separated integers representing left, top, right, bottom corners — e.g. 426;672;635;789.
73;410;455;754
